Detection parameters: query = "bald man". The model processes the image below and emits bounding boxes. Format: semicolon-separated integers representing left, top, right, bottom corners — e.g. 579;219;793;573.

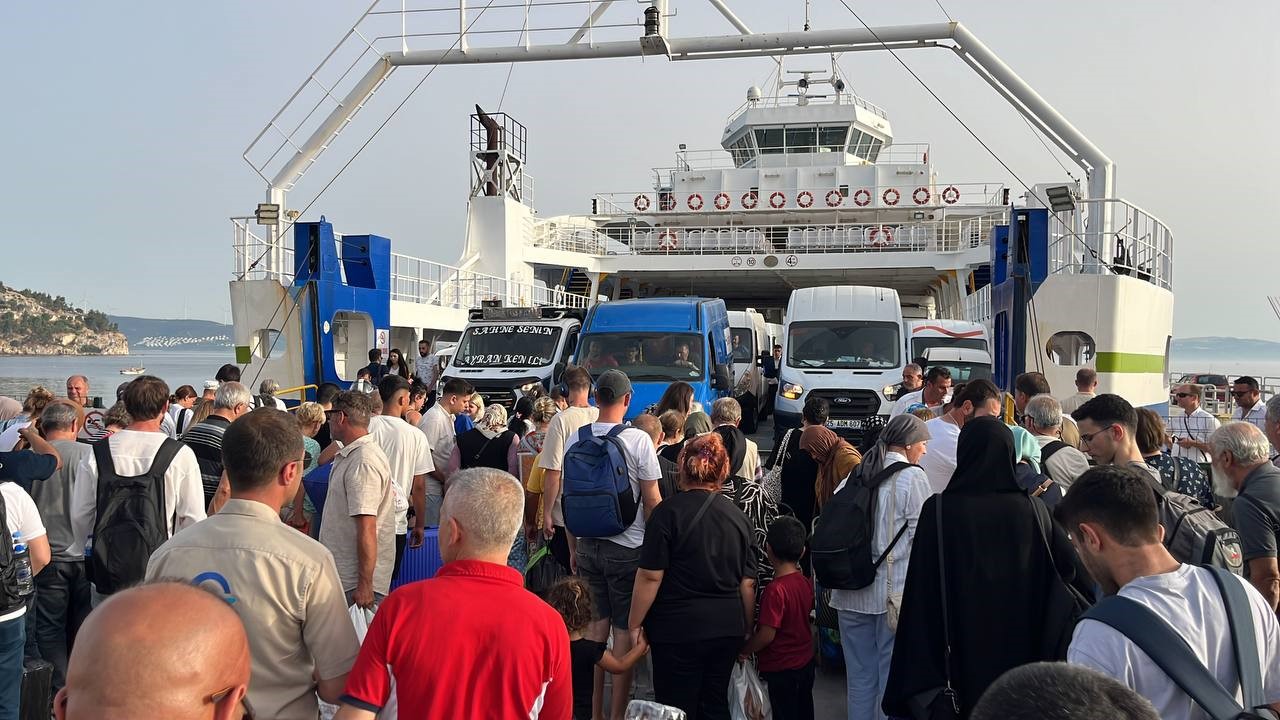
54;582;251;720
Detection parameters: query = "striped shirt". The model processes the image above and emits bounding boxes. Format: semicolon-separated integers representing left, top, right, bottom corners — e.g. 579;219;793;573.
181;416;231;507
828;453;932;615
1170;408;1220;464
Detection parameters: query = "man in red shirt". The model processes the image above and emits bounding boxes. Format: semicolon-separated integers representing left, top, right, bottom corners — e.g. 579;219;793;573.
741;516;815;720
335;467;572;720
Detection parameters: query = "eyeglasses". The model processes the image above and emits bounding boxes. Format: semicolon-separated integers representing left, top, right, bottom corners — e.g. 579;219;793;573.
1175;393;1193;398
1231;390;1252;397
209;686;256;720
1079;423;1118;444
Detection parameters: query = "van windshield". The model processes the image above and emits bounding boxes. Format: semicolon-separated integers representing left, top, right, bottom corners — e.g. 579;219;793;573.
579;333;704;380
729;328;755;363
928;361;992;383
454;324;562;368
911;336;986;359
787;321;901;369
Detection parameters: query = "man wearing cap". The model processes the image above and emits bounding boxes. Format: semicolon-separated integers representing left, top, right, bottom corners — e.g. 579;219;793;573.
564;369;661;720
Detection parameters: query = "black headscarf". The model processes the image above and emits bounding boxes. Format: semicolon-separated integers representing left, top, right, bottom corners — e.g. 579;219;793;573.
945;416;1020;494
714;425;748;477
883;415;1094;718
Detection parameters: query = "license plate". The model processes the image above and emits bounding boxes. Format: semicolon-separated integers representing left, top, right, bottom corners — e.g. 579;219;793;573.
829;419;864;429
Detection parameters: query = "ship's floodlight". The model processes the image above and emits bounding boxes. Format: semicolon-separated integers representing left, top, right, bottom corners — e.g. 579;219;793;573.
1044;185;1075;213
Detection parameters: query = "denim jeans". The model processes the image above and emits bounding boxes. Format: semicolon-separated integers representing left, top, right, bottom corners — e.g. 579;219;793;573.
838;609;895;720
0;614;24;720
34;560;92;689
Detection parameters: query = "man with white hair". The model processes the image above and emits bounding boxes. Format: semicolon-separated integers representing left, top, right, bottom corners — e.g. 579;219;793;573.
181;381;253;508
334;468;572;720
1263;395;1280;467
1023;394;1091;491
1209;422;1280;610
711;396;762;481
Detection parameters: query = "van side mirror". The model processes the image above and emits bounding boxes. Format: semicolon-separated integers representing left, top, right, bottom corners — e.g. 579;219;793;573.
713;364;732;391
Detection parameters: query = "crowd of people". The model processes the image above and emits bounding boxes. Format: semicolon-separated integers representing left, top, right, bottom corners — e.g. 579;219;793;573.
2;355;1280;720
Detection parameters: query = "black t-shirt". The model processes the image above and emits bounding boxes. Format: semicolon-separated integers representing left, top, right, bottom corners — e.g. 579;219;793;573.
773;430;820;529
314;411;334;451
639;490;758;643
570;639;606;720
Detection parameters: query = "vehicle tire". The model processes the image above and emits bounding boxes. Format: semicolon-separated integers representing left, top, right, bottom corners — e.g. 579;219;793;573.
739;392;759;434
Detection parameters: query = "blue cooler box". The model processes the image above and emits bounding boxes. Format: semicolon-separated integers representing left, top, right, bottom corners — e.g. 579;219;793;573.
392;528;444;589
302;464;332;518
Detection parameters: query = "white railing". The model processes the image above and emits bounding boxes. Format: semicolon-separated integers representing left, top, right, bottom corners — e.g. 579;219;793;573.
651;142;936;179
1048;198;1174;291
724;93;888;126
597;182;1009;216
1166;374;1280;417
232;218;587;310
233;217;295;283
532;214;1004;257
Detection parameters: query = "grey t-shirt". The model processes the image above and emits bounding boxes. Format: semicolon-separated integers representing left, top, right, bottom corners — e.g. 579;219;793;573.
36;440;94;561
1235;463;1280;563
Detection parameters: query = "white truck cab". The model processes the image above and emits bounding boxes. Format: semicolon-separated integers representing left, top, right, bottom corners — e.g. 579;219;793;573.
920;346;994;383
727;309;769;433
441;305;583;409
775;286;905;443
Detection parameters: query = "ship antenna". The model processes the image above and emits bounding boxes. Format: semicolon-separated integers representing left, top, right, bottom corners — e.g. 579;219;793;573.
803;0;812;31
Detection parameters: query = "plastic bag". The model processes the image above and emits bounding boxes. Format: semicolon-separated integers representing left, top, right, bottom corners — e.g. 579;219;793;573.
344;604;399;720
625;699;688;720
729;660;771;720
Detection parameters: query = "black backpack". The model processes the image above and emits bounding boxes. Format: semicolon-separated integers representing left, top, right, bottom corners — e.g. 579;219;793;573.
1145;476;1245;575
0;489;22;615
88;438;182;594
811;461;916;590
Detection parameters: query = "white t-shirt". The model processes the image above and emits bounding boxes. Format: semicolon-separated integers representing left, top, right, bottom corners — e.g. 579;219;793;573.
416;403;455;496
1171;408;1220;463
917;417;960;495
538;406;601;528
167;406;195;438
890;389;948;419
563;422;661;549
1069;564;1280;720
69;429;207;549
369;415;435;534
1;482;46;622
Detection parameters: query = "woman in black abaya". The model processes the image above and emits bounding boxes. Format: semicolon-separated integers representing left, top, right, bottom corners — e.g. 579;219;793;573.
882;417;1092;719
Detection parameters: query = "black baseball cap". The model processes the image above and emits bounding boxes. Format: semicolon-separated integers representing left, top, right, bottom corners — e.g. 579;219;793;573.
595;369;632;403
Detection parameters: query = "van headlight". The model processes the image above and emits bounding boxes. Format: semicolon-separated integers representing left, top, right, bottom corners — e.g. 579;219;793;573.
882;384;897;399
780;382;804;400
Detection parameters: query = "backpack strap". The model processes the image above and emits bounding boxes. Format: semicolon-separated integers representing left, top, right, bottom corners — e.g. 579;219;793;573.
91;438;118;530
1208;566;1267;713
1083;594;1246;720
175;410;188;436
934;499;959;708
1170;458;1182;493
149;439;183;535
1040;440;1069;465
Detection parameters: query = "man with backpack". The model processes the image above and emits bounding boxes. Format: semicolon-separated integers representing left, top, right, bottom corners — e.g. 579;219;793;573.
1059;465;1280;720
1208;422;1280;610
562;369;661;720
1024;394;1090;491
69;376;206;603
1;457;51;719
1073;394;1244;574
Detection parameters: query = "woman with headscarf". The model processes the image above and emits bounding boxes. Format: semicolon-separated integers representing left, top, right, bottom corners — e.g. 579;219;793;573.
829;414;932;720
1010;424;1063;510
883;417;1093;719
453;404;525;572
800;425;862;510
660;410;713;464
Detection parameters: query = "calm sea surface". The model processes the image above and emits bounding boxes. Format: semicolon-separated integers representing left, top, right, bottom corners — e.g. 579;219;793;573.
0;351;234;403
0;350;1278;403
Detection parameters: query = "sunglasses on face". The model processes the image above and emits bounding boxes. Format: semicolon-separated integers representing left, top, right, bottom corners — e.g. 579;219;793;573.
1231;390;1252;397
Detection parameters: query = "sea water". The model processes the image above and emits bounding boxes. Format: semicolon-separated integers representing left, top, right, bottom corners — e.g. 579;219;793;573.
0;351;234;402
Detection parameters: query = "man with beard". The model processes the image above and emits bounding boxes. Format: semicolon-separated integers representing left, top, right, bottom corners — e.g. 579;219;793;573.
1208;422;1280;610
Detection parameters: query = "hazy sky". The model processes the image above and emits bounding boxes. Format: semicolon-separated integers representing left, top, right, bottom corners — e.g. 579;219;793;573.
3;1;1277;338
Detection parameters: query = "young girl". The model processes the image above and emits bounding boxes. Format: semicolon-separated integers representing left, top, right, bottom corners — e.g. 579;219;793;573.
545;577;649;720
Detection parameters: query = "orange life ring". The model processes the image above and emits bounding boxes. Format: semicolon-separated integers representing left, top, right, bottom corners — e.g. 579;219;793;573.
870;226;894;247
741;191;759;209
825;190;844;207
942;186;961;204
912;187;931;205
797;191;814;208
769;191;786;209
882;188;901;206
687;194;704;211
658;230;678;251
853;188;872;207
634;195;650;212
714;192;731;210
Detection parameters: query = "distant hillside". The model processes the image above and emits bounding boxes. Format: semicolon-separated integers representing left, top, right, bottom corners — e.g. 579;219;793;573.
1171;337;1280;359
0;283;129;355
108;316;232;351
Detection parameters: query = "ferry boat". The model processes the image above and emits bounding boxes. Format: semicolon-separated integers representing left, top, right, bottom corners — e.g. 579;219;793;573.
228;1;1175;421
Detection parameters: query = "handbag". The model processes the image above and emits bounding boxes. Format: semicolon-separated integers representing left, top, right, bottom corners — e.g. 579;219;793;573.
761;428;794;505
906;499;961;720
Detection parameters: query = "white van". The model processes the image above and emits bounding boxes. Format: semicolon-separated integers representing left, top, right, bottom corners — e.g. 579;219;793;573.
727;309;769;433
921;346;993;383
775;286;905;442
905;319;990;363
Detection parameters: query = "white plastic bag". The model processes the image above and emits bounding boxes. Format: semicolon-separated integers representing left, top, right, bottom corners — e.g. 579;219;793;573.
341;604;398;720
729;660;771;720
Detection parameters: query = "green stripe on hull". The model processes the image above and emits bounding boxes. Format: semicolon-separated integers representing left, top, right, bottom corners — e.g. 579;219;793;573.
1096;352;1165;374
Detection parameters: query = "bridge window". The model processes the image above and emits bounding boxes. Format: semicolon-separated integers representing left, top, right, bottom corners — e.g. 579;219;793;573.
785;126;817;153
1045;331;1096;366
755;127;784;154
819;125;848;153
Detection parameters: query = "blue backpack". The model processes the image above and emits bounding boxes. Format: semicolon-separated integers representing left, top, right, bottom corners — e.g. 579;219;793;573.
562;425;639;538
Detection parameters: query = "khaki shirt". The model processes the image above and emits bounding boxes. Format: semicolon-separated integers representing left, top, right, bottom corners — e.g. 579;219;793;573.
146;499;359;720
320;433;397;594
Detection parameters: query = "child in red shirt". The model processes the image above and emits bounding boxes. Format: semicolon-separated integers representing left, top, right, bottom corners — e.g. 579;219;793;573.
741;516;815;720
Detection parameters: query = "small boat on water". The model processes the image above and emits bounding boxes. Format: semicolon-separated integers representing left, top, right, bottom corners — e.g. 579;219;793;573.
119;367;145;376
